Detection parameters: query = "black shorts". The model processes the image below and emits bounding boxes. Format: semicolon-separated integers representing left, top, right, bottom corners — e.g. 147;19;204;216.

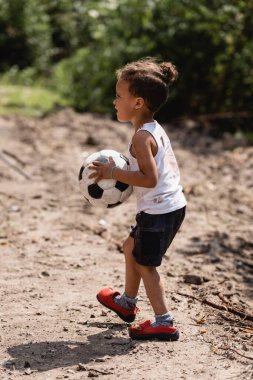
130;206;186;267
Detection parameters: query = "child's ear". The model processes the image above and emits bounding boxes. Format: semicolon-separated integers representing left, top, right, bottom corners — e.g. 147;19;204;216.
135;97;144;109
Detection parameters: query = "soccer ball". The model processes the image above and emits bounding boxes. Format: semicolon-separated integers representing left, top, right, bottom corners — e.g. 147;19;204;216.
79;149;133;208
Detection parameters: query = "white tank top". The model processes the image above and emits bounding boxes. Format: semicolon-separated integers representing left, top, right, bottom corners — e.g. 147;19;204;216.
128;121;187;214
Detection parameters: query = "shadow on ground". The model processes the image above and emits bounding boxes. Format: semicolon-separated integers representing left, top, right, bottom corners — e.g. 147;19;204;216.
6;323;134;372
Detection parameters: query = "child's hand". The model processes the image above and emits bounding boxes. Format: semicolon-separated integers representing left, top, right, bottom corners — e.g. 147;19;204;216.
88;157;116;182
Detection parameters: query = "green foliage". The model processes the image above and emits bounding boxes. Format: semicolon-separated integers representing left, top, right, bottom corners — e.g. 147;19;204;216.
0;83;66;117
0;0;52;72
54;47;120;112
0;0;252;118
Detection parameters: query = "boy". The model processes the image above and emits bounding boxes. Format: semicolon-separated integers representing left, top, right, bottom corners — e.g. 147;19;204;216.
89;58;186;340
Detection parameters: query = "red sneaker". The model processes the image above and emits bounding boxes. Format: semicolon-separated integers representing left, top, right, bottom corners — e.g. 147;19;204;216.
96;287;139;323
129;320;179;341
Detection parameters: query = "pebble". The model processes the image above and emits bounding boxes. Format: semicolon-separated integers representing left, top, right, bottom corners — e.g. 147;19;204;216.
94;358;106;362
104;334;113;339
183;274;203;285
88;371;99;378
40;271;50;277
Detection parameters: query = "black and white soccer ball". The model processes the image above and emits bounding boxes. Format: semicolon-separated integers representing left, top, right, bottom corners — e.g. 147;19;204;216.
79;149;133;208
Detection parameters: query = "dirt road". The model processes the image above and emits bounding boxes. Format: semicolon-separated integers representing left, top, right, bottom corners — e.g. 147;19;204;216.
0;110;252;379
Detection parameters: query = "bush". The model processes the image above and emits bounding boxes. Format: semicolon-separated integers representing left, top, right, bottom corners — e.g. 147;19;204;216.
52;0;253;118
1;0;253;118
0;0;52;72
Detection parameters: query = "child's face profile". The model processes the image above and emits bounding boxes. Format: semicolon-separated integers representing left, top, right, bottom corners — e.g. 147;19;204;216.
113;80;138;123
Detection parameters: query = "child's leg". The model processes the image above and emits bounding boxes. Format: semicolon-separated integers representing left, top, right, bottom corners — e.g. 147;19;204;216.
114;235;140;311
136;263;168;315
96;236;139;321
123;236;141;298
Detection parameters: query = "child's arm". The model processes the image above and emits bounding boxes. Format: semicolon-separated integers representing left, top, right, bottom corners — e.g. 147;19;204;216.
88;131;158;188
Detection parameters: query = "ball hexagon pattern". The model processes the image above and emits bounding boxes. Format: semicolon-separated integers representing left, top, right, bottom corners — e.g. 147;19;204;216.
79;149;133;208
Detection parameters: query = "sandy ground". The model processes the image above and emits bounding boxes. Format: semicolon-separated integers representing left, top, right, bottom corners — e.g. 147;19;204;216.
0;109;253;380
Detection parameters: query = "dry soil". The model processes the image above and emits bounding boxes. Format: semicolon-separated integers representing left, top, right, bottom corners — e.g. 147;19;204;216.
0;109;253;380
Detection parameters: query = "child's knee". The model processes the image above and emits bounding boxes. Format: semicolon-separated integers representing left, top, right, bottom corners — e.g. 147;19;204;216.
136;263;157;274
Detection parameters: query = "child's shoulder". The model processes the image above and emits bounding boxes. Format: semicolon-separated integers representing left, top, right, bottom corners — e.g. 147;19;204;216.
132;129;151;144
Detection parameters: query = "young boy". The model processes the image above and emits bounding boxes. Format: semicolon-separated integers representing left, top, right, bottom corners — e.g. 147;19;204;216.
89;58;186;341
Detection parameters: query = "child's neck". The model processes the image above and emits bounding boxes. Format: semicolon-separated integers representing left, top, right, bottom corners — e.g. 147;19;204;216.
132;113;155;132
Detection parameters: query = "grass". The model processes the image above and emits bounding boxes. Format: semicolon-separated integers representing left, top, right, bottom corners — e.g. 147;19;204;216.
0;83;67;117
